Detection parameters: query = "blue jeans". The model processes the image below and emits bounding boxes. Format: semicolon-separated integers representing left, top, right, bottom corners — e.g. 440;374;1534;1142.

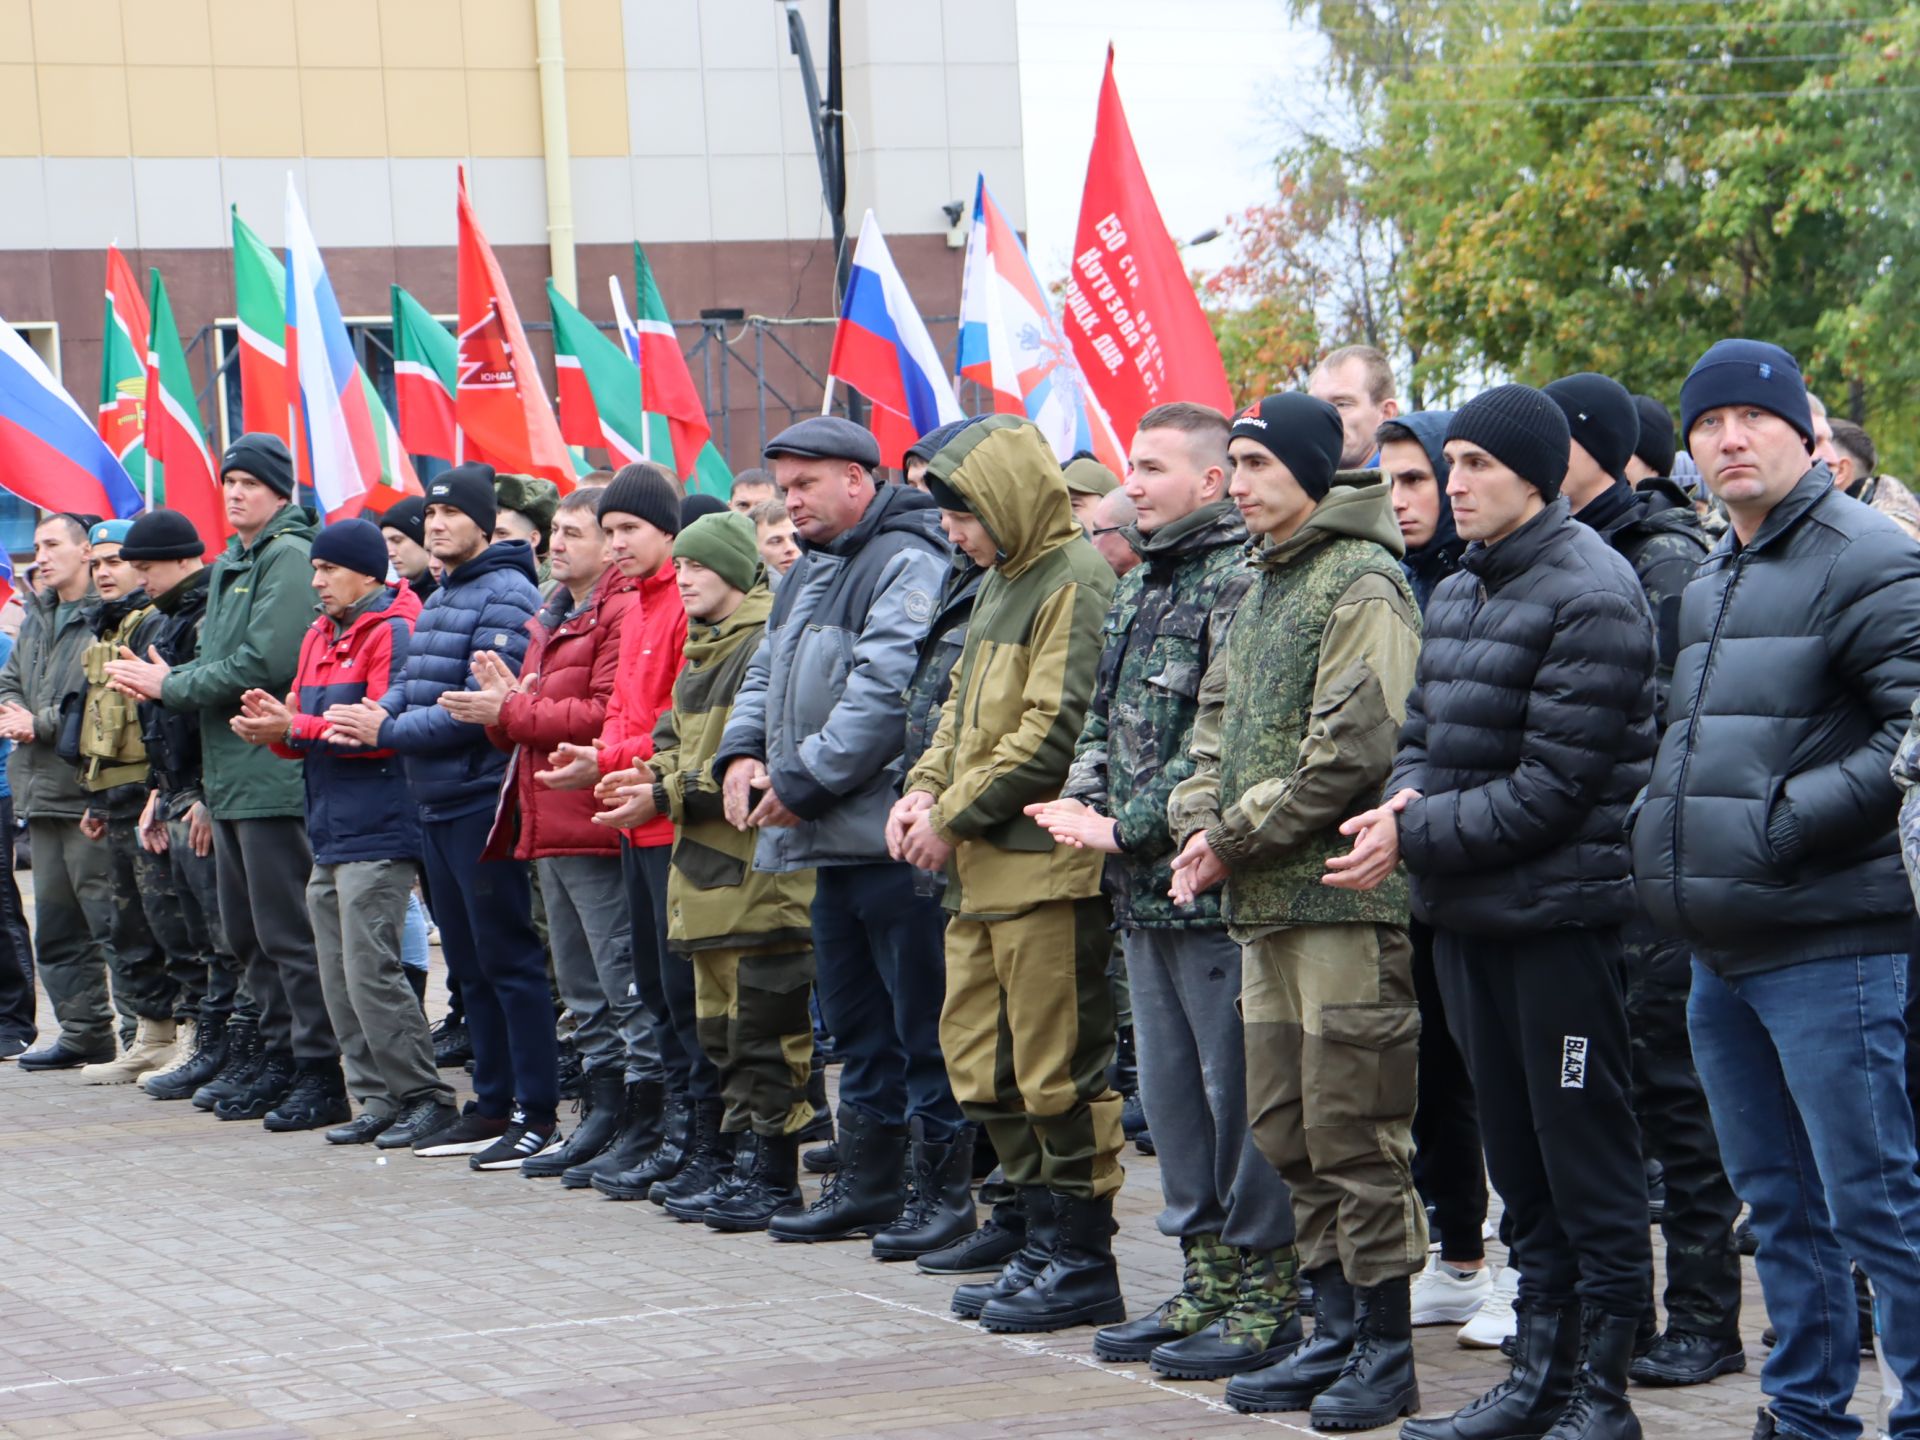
1689;954;1920;1439
811;862;963;1135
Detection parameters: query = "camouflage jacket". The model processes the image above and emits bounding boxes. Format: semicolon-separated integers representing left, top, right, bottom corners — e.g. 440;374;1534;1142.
1578;478;1708;716
1062;500;1252;929
1168;476;1420;939
1854;474;1920;546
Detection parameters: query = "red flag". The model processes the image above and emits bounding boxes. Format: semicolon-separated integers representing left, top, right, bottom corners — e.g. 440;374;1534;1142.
454;167;574;491
1062;48;1231;445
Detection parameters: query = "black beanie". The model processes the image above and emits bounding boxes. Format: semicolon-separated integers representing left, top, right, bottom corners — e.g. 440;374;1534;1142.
1229;393;1344;502
1445;385;1571;501
119;508;204;561
1631;395;1677;478
1543;373;1639;484
309;518;390;580
1679;338;1814;451
424;463;498;534
597;462;681;536
379;495;427;547
681;493;728;527
220;433;295;498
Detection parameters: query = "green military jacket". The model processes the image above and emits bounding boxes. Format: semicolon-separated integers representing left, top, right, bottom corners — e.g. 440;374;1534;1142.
1063;499;1253;929
1168;475;1421;939
0;584;100;818
652;583;815;953
158;502;316;820
905;416;1117;920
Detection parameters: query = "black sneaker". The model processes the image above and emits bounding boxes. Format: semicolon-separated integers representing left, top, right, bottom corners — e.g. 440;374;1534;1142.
470;1110;561;1171
377;1097;460;1150
413;1102;510;1157
430;1016;472;1069
263;1067;351;1132
326;1112;394;1145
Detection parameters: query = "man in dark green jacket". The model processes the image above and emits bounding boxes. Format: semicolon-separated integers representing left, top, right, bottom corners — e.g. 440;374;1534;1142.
107;435;336;1130
2;514;118;1069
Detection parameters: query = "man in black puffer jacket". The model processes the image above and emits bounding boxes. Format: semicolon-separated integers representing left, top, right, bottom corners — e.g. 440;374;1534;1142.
1329;384;1655;1440
1632;340;1920;1440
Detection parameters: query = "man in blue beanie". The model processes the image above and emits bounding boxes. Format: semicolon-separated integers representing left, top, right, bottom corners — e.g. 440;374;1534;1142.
1633;340;1920;1440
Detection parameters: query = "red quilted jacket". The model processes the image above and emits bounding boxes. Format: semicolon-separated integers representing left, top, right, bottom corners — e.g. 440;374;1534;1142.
596;562;687;849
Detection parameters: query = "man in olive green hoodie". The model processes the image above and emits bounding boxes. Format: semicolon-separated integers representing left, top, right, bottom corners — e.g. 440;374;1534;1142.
891;416;1120;1336
107;435;337;1129
1166;393;1425;1430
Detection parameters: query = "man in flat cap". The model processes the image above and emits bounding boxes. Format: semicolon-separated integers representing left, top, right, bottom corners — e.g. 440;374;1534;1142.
714;415;967;1250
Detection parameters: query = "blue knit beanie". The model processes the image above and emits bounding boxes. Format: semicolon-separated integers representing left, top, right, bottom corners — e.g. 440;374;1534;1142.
1679;340;1814;453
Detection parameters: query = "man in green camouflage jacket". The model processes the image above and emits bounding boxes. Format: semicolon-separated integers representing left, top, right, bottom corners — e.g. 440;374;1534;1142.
1031;402;1301;1382
1166;392;1425;1429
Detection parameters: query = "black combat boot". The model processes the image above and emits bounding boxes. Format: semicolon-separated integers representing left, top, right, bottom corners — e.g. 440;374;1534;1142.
953;1186;1057;1318
564;1080;668;1190
978;1192;1126;1333
1540;1311;1643;1440
263;1060;352;1132
431;1014;471;1068
147;1013;228;1099
1402;1301;1581;1440
190;1018;261;1110
1628;1327;1746;1386
214;1049;296;1121
768;1107;908;1242
658;1119;741;1219
705;1133;804;1232
593;1094;709;1200
871;1119;978;1261
523;1067;624;1179
1308;1276;1418;1431
1224;1264;1355;1412
918;1189;1025;1276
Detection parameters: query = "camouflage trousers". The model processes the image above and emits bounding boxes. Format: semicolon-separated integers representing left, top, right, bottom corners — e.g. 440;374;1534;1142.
941;896;1125;1200
162;816;244;1023
106;817;200;1026
1624;919;1742;1337
1240;922;1428;1286
690;945;816;1137
28;817;118;1050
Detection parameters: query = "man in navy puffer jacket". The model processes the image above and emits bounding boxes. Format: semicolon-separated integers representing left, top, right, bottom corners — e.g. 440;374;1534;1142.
323;463;553;1170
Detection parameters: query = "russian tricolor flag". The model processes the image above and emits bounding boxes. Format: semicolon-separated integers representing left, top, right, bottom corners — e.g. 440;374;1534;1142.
826;210;963;467
0;319;144;520
285;177;380;516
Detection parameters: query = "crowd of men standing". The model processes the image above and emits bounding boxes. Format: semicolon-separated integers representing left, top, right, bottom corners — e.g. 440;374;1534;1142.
2;333;1919;1440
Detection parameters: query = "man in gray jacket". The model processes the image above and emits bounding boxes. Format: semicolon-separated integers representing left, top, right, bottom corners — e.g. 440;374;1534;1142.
716;415;966;1247
0;514;119;1069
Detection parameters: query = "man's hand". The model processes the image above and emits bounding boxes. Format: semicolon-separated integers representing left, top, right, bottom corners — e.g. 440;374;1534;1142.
439;651;516;725
536;741;601;791
723;756;768;830
886;790;936;860
321;697;387;749
231;688;294;746
1323;787;1419;892
1024;797;1121;854
104;645;171;701
898;808;953;872
595;764;655;804
746;771;801;829
79;809;105;842
592;780;659;830
1169;830;1229;907
187;801;213;858
138;790;168;854
0;703;34;743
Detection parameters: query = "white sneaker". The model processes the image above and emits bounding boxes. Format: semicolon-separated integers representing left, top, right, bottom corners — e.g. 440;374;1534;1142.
1458;1266;1519;1348
1412;1253;1494;1326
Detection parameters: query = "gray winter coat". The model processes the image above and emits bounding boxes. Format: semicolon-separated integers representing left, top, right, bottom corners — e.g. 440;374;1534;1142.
715;484;947;872
0;584;100;818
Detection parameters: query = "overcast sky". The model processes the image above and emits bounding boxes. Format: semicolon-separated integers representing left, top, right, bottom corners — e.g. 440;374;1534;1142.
1015;0;1328;286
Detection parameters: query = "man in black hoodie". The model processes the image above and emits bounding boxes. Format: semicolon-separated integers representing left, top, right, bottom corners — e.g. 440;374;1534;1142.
1544;374;1739;1385
1331;384;1656;1440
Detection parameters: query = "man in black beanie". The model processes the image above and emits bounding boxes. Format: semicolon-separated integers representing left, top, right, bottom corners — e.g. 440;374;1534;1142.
379;495;437;603
1626;395;1676;486
105;435;337;1129
1545;373;1737;1384
1164;391;1426;1427
1330;383;1657;1440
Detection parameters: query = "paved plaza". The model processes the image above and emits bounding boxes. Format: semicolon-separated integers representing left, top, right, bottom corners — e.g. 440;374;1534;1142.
0;967;1879;1440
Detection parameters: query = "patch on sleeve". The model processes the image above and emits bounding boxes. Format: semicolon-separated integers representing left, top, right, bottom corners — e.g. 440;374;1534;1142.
902;589;933;624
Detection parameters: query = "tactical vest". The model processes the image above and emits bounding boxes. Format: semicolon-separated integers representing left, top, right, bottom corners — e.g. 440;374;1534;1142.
1216;534;1412;930
79;602;155;792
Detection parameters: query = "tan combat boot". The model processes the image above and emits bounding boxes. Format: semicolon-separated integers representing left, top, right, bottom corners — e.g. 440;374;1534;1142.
81;1017;178;1085
139;1018;197;1091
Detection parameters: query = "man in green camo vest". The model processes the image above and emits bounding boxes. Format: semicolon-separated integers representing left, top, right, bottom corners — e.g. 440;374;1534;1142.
1166;391;1425;1430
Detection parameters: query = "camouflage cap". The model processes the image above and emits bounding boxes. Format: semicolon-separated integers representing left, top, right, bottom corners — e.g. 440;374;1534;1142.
493;473;560;536
1063;456;1121;497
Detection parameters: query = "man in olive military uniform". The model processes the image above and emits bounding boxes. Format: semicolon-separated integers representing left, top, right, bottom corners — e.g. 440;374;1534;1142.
495;472;563;595
1168;392;1425;1429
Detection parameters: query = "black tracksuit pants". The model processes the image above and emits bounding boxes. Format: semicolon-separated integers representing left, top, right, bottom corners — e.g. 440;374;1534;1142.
1410;919;1489;1263
1433;926;1651;1317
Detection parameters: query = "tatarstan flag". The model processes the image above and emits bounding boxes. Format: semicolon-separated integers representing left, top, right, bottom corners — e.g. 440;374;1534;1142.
455;166;573;490
144;270;227;554
99;246;151;478
625;243;725;491
391;284;457;462
231;209;290;441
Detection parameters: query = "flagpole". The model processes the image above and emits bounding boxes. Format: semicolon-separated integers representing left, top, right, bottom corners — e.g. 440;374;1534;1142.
143;448;153;510
820;377;836;416
609;275;650;463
